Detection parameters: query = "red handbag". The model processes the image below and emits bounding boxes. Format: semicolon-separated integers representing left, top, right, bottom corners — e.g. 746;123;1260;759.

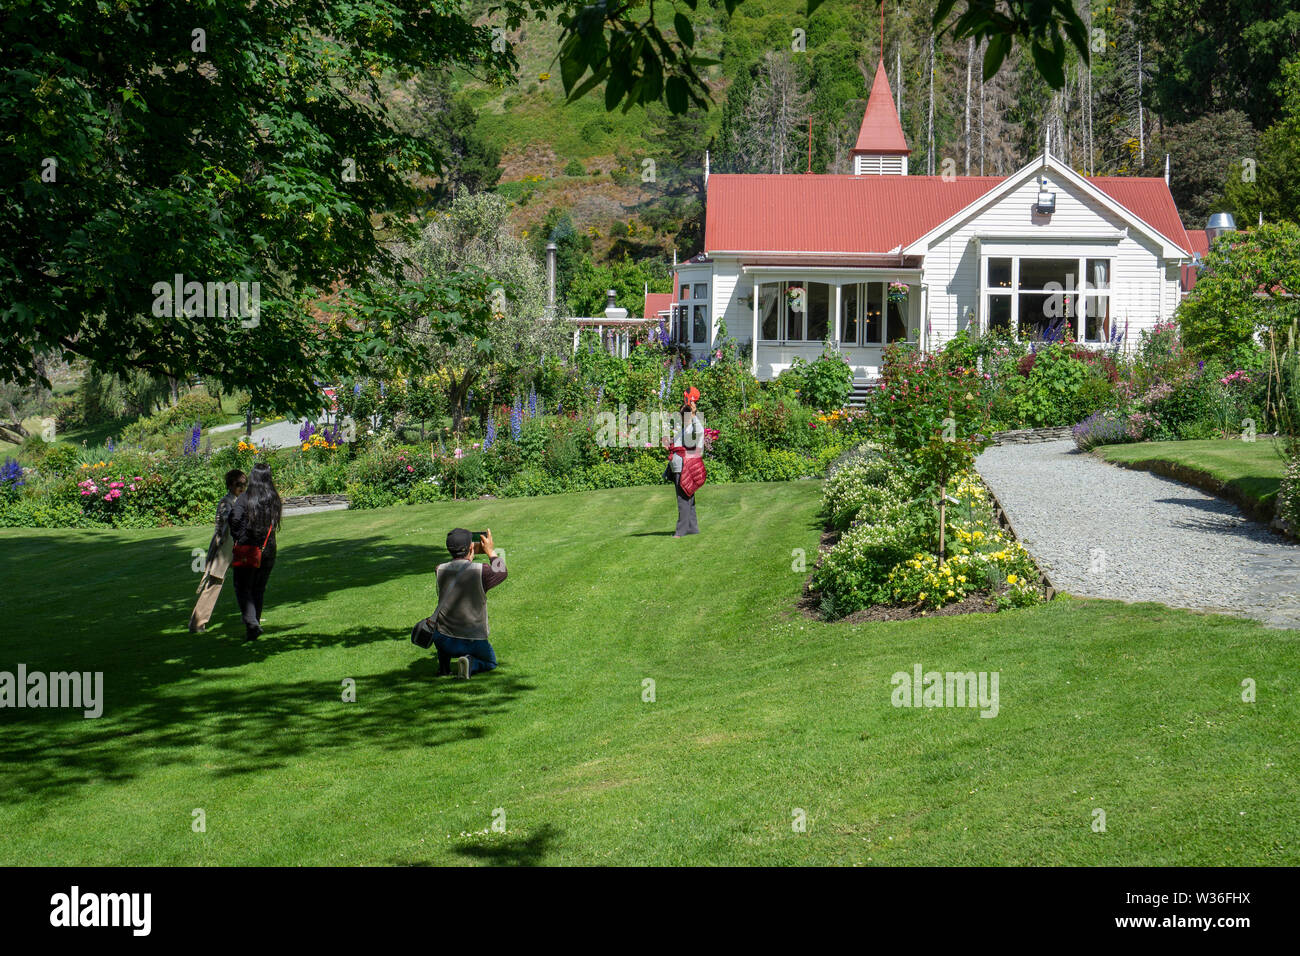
231;523;273;569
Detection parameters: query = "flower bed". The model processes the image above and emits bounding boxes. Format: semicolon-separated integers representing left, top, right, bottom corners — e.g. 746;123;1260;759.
0;396;866;527
808;452;1044;620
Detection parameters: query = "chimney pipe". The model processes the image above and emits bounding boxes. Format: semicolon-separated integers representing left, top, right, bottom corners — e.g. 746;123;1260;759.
545;242;557;311
1205;212;1236;245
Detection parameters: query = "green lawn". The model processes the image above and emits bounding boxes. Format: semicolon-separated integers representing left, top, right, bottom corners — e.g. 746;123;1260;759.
1098;439;1289;513
1;481;1297;865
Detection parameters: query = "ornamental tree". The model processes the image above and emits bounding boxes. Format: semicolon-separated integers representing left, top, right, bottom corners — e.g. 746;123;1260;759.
1178;222;1300;367
871;345;993;561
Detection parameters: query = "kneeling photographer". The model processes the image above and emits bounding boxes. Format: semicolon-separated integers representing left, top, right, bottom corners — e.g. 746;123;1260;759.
418;528;508;679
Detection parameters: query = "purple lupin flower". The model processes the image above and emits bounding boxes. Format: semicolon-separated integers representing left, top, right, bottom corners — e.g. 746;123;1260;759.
527;386;537;418
595;384;604;411
299;420;317;443
0;457;24;492
484;416;497;450
184;423;201;455
510;397;523;440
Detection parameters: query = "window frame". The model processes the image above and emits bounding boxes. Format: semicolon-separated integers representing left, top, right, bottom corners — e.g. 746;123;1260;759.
981;255;1113;343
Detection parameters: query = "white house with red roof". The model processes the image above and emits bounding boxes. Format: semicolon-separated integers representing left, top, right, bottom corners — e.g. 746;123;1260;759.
646;59;1197;385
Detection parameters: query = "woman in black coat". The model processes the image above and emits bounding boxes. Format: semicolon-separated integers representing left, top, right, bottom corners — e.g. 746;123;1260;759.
228;462;282;641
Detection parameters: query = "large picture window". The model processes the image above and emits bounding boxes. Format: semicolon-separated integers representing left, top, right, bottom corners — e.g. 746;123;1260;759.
984;256;1112;343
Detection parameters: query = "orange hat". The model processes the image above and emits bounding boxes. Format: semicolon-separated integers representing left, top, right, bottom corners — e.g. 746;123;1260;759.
683;386;700;405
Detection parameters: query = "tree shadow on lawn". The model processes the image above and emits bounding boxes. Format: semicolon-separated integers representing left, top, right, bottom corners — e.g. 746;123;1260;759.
0;646;536;806
450;823;562;867
0;530;457;690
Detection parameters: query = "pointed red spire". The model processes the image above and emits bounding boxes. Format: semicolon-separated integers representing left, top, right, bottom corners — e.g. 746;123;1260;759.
852;60;910;156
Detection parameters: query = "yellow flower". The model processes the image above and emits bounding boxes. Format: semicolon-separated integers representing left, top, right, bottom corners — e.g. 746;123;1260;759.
918;592;927;601
1007;574;1019;585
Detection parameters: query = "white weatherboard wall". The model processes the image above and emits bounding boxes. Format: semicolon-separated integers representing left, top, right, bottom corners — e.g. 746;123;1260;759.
711;267;739;349
916;171;1182;348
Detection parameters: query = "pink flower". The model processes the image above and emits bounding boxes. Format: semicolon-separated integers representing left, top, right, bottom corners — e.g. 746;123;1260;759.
406;465;414;472
128;485;137;492
103;494;111;501
454;448;464;459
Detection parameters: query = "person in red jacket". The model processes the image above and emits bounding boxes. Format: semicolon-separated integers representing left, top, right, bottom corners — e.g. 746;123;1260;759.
666;388;706;536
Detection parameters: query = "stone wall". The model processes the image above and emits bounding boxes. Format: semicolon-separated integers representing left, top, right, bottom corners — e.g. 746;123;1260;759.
991;426;1074;446
283;494;350;509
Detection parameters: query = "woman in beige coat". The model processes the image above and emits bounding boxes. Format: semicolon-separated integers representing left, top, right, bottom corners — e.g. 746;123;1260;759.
189;469;247;633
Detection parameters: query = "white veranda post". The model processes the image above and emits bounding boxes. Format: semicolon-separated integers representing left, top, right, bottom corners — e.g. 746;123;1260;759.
751;279;761;376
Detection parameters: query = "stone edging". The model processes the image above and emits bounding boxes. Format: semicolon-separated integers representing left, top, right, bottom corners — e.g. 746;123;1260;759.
976;475;1058;601
991;426;1074;445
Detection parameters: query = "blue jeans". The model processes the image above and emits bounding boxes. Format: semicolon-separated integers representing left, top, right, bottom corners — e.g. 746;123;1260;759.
432;630;498;675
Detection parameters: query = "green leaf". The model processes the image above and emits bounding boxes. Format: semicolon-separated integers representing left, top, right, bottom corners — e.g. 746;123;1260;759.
674;13;694;48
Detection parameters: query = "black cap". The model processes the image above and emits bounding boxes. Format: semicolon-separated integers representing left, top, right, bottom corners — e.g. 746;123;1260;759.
446;528;472;555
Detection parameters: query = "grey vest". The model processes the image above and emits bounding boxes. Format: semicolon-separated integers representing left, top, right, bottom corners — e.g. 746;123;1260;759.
434;559;490;641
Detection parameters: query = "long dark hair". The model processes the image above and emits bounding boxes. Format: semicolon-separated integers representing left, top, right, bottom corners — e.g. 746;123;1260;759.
243;462;282;534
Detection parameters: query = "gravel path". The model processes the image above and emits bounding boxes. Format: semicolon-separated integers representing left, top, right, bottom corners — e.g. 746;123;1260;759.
976;439;1300;629
210;416;348;451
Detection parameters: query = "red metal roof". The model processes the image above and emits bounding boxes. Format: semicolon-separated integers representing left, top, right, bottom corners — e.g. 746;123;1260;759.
704;174;1002;253
1185;229;1210;256
1088;176;1193;254
853;60;910;156
704;172;1193;256
643;291;673;319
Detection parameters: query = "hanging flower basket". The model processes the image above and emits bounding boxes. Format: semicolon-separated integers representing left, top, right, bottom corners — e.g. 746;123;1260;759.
785;285;805;310
887;281;909;303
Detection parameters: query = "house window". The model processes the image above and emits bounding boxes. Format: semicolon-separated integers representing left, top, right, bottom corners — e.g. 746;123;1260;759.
886;290;907;342
784;285;804;341
864;283;883;344
840;283;859;344
672;303;689;344
759;283;780;340
807;283;830;342
693;282;708;301
1017;257;1076;340
692;304;708;344
838;282;905;345
758;280;842;344
1082;259;1111;342
679;284;690;300
983;256;1112;342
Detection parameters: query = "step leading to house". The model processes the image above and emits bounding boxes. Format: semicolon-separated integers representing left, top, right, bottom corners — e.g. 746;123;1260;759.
847;379;876;407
